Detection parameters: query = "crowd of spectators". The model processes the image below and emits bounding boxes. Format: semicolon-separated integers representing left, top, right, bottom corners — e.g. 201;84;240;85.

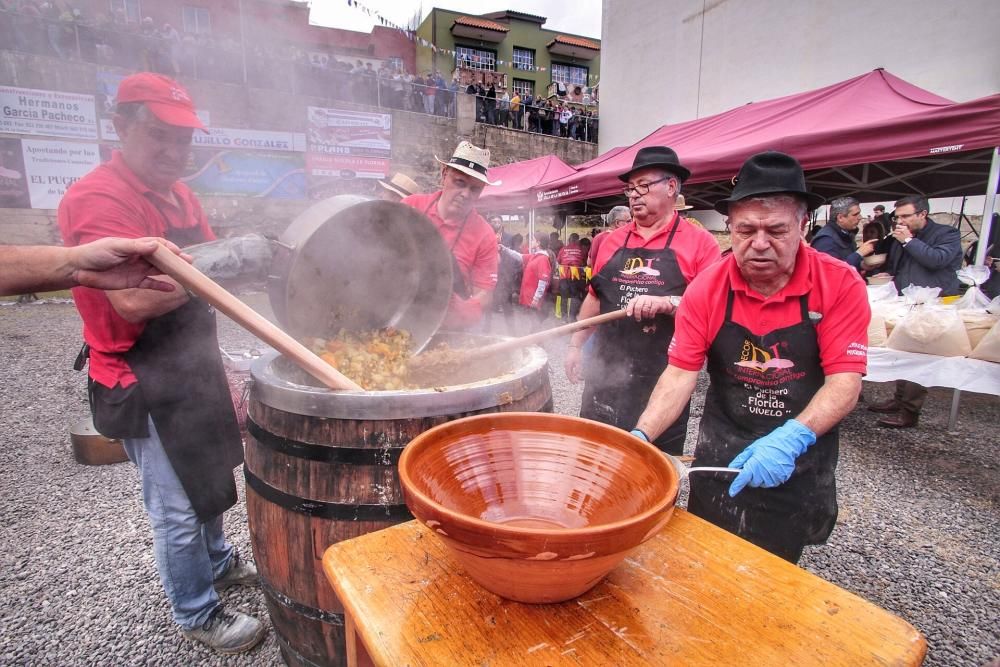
0;0;598;140
466;82;598;143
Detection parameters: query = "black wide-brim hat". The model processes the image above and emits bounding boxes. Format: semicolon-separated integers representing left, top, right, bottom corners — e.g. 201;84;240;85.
714;151;825;214
618;146;691;183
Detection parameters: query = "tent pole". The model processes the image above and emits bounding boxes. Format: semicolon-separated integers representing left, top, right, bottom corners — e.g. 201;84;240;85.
528;209;535;246
974;146;999;266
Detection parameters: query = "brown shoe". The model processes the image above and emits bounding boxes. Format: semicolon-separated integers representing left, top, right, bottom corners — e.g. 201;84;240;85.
867;398;901;414
877;412;919;428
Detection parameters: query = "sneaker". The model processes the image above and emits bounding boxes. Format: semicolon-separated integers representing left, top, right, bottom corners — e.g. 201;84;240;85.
214;551;259;591
181;605;266;654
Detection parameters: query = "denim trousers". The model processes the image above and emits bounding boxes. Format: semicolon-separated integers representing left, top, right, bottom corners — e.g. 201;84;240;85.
123;417;235;629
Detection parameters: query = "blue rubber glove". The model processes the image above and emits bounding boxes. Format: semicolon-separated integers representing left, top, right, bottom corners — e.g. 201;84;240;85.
630;429;650;442
728;419;817;497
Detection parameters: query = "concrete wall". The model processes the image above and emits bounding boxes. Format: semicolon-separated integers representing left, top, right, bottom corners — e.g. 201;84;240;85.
599;0;1000;151
0;51;595;244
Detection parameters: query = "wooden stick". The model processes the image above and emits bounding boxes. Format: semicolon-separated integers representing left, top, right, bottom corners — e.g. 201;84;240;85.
472;309;628;357
149;243;363;392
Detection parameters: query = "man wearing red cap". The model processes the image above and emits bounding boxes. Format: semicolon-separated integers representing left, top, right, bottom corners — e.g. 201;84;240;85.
58;73;265;654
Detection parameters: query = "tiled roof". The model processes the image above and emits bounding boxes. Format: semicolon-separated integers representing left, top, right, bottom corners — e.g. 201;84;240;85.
549;35;600;50
453;16;509;32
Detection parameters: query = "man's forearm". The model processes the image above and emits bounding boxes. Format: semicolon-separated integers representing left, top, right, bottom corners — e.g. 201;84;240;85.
634;365;700;441
794;372;862;436
0;245;78;295
106;280;189;323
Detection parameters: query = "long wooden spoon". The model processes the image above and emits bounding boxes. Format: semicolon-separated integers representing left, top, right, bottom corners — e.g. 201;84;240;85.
149;243;363;391
409;309;629;375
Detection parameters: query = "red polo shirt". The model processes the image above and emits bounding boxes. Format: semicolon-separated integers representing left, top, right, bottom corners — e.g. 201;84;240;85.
58;151;214;388
556;242;585;267
668;243;869;375
590;216;722;295
519;252;552;308
401;191;498;291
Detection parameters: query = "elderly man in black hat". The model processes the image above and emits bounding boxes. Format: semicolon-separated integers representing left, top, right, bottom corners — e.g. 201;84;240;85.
632;151;870;564
564;146;721;455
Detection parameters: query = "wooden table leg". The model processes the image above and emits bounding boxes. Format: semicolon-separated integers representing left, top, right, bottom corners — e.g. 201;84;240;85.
344;610;376;667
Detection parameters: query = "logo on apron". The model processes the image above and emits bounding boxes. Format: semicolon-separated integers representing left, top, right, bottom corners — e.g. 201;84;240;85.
620;257;660;276
734;338;796;373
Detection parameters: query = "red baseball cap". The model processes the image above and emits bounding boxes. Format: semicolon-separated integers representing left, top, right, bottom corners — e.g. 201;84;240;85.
116;72;206;130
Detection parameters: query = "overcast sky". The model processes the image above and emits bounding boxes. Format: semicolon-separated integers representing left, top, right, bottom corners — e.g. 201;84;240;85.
308;0;602;39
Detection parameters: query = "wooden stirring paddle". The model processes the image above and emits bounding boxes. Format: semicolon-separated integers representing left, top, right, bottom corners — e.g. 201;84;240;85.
149;242;363;391
409;309;629;376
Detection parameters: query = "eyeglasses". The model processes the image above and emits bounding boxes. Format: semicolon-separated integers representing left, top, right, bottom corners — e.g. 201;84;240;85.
890;211;925;223
623;176;671;198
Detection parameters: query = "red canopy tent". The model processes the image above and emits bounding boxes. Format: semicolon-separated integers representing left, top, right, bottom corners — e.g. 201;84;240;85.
476;155;577;210
533;70;1000;259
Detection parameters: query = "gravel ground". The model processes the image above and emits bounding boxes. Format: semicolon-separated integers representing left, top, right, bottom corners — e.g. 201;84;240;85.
0;299;997;666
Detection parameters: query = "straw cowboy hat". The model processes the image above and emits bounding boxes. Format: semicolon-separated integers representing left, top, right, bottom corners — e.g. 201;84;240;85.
434;141;502;186
377;172;420;199
674;194;693;211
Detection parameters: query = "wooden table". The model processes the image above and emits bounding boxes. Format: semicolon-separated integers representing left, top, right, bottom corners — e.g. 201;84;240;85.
323;511;926;666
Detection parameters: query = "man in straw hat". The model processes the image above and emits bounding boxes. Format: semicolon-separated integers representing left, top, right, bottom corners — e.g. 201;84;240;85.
376;171;420;202
57;73;265;653
632;151;870;564
674;194;704;228
564;146;721;456
401;141;501;329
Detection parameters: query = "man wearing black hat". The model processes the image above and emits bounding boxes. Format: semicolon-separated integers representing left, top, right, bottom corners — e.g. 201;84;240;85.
632;151;870;564
565;146;721;455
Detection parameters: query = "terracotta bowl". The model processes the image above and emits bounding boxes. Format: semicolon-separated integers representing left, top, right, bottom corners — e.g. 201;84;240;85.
398;413;680;603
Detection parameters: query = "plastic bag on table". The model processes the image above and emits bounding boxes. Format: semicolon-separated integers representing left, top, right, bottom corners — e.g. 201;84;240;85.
969;319;1000;363
955;266;992;310
900;284;941;305
987;295;1000;316
886;305;972;357
866;282;898;303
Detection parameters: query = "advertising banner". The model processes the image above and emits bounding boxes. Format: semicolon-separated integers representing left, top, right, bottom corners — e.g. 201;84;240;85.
0;138;30;209
0;85;98;140
21;139;101;209
182;149;306;199
306;106;391;196
193;128;306;153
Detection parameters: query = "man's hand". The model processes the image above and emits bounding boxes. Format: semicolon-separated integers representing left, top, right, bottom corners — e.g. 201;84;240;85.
564;344;583;384
727;420;817;496
68;237;188;292
625;295;677;321
857;239;877;257
891;224;913;244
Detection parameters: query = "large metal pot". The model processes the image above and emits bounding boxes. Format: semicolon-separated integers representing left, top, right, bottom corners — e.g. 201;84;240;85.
267;196;453;351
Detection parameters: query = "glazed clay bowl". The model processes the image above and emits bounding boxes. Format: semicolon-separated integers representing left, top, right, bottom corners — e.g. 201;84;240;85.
398;413;680;603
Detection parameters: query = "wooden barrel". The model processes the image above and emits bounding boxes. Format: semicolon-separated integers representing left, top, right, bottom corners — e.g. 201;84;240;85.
245;337;552;667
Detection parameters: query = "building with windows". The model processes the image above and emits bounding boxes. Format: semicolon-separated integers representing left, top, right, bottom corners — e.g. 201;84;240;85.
415;9;600;103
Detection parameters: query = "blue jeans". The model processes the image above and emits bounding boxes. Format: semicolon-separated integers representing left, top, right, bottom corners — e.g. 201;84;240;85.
123;417;235;629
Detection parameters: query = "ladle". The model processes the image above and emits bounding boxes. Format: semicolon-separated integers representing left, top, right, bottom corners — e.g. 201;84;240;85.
665;453;740;481
149;243;363;391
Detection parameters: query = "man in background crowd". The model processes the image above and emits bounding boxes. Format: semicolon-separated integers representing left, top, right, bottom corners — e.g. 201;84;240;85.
588;205;631;268
376;172;419;203
810;196;877;272
868;195;963;428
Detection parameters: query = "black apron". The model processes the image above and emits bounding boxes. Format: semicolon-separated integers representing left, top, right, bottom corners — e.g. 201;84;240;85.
688;290;838;563
581;215;690;455
89;220;243;523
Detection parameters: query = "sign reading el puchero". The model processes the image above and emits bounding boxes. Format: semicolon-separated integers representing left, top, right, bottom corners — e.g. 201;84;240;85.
0;86;98;140
21;139;101;209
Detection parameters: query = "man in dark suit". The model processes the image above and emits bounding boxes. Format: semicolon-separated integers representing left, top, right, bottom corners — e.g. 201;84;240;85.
869;195;963;428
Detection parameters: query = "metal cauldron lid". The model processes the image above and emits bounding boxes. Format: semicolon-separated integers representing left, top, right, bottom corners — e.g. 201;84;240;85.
268;196;453;352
